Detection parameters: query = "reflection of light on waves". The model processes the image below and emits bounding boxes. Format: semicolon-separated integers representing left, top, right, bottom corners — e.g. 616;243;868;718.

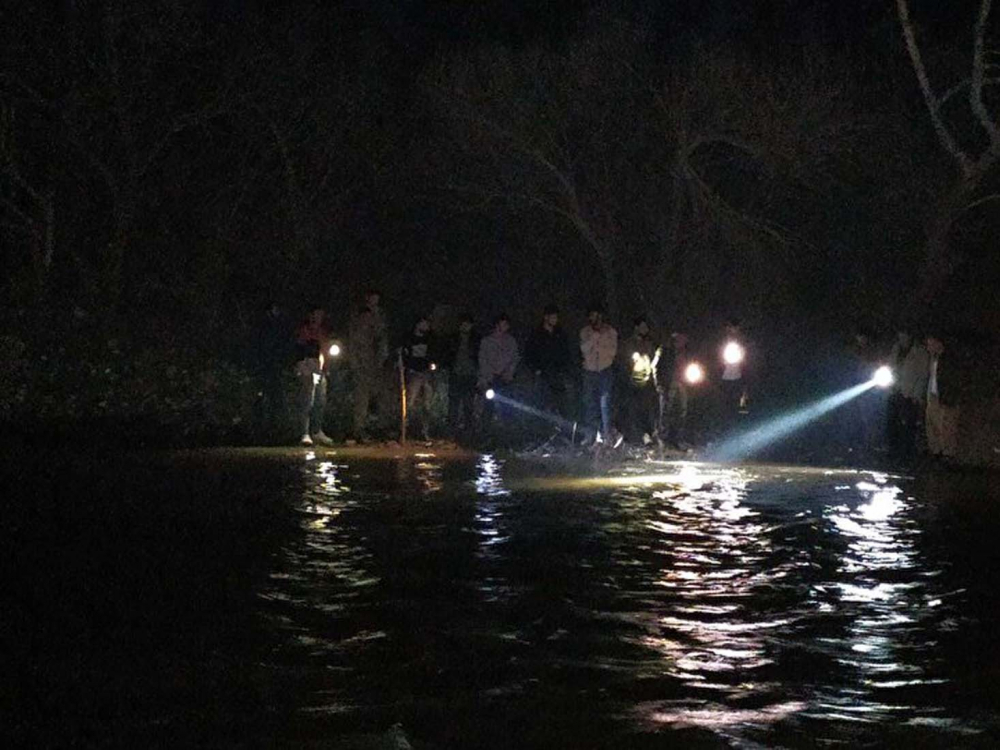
414;460;444;494
260;456;377;611
475;454;509;549
636;463;808;731
474;455;511;601
808;476;941;721
257;455;383;715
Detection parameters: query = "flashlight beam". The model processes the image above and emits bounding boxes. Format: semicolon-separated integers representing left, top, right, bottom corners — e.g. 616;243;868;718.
706;378;878;463
487;391;576;432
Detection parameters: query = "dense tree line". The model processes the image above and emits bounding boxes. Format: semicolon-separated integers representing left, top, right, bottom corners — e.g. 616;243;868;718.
2;0;998;344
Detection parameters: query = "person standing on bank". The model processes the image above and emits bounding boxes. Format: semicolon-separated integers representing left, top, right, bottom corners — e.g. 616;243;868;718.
349;289;389;443
925;333;962;464
448;314;480;435
658;331;694;450
294;305;334;446
580;304;618;445
718;319;750;431
477;315;519;427
402;314;437;443
525;304;572;417
620;316;659;445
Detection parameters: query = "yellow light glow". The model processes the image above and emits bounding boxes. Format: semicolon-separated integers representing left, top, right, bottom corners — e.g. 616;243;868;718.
685;361;705;384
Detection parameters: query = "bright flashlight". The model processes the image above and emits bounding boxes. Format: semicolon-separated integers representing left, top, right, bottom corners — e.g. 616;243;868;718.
873;365;894;388
485;388;496;400
429;362;437;372
723;341;745;365
684;361;705;384
328;343;341;358
632;351;641;362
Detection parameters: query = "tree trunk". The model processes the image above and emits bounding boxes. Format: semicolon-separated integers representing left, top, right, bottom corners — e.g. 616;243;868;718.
916;172;979;308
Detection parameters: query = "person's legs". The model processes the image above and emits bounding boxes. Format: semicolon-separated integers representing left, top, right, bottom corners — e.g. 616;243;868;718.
718;379;741;435
582;371;599;439
414;374;434;439
940;404;960;459
598;368;613;440
448;375;468;433
295;360;318;440
352;368;372;437
925;397;943;456
406;371;425;433
674;382;689;444
311;374;330;441
661;381;680;444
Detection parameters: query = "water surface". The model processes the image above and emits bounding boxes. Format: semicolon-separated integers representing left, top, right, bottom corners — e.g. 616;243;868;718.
6;449;1000;747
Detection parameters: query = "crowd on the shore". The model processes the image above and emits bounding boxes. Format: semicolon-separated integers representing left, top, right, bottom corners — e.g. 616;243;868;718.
253;289;968;464
253;290;754;451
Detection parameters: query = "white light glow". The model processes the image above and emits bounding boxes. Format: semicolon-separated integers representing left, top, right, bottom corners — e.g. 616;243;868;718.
485;388;496;400
873;365;894;389
723;341;745;365
328;343;341;357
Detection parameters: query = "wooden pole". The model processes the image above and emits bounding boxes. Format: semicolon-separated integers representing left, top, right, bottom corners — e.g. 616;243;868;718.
398;348;407;444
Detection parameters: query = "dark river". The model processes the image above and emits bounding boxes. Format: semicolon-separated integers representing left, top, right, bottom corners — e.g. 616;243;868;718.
6;448;1000;748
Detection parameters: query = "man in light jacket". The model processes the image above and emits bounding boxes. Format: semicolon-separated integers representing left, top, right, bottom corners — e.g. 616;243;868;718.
478;315;519;424
580;304;618;444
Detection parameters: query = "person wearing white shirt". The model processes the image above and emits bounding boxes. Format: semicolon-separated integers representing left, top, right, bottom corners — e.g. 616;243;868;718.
925;334;960;461
580;304;618;444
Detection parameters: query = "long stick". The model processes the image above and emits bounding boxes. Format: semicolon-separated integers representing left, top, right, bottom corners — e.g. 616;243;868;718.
398;348;407;444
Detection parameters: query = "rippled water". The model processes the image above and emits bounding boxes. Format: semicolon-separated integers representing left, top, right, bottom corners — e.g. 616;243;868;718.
7;450;1000;747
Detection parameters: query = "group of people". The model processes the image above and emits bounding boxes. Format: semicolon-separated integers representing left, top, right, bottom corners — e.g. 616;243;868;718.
851;327;964;463
254;291;752;449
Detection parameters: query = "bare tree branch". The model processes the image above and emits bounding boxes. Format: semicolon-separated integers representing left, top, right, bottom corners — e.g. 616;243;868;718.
970;0;1000;151
896;0;973;174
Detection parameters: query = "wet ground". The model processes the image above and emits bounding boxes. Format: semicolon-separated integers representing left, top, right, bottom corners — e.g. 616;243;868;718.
5;445;1000;748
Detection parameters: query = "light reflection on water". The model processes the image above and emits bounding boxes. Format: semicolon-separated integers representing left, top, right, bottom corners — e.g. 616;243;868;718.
249;457;997;746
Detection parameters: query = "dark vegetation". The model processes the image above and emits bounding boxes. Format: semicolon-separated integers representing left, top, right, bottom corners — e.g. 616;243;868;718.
1;1;998;450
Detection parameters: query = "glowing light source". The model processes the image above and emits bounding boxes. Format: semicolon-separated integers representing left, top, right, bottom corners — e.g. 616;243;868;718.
632;351;641;362
328;343;341;357
723;341;745;365
429;362;437;371
872;366;894;389
485;388;496;400
684;361;705;384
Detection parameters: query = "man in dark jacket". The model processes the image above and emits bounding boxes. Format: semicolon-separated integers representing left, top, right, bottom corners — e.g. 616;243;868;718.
349;289;389;442
524;304;572;417
657;331;694;449
448;314;479;435
402;314;437;442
